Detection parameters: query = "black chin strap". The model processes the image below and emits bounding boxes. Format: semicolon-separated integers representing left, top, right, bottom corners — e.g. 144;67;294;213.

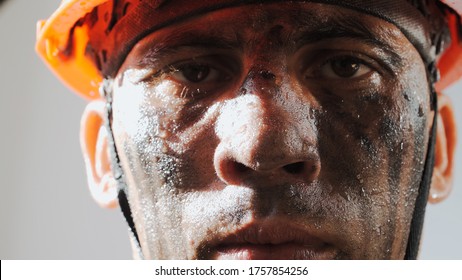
100;81;144;259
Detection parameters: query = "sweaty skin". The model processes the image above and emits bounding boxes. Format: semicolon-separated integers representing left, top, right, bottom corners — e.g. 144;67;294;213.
110;3;432;259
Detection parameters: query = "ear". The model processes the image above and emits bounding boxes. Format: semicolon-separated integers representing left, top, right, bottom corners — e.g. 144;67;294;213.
80;100;119;209
429;93;457;204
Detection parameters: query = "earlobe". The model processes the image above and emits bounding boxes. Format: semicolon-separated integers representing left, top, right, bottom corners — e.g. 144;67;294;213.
430;94;457;204
80;100;119;209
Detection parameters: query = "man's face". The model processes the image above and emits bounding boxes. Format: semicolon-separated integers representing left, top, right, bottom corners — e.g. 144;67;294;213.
110;2;431;259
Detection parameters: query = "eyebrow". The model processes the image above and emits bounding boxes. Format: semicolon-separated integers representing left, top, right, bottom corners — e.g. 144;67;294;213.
138;12;403;67
294;15;404;66
136;31;242;68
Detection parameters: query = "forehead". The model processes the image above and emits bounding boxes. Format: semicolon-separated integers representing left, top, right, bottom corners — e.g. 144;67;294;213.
150;3;404;44
121;2;410;70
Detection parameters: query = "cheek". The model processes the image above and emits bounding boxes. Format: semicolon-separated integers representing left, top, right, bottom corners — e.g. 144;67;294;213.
314;67;430;257
111;77;227;258
112;76;219;184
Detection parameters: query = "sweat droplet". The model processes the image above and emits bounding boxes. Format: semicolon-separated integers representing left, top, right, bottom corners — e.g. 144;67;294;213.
356;174;364;184
314;222;322;229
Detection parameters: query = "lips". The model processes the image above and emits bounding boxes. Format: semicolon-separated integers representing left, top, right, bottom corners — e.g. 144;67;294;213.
210;221;337;260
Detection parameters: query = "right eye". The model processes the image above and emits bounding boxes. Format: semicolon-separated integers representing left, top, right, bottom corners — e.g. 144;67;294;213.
168;62;228;84
146;56;238;100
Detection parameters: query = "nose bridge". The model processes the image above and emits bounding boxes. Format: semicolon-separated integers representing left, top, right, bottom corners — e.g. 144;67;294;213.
214;69;320;186
252;75;317;168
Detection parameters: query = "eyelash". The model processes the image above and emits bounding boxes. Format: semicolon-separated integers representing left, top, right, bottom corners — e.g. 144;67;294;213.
306;51;376;73
141;59;235;99
137;50;384;101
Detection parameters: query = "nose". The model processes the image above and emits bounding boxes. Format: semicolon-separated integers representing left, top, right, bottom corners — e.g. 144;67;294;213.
214;71;320;187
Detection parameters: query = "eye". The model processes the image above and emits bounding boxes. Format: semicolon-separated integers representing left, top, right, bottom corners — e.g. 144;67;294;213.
139;57;238;100
168;62;230;84
319;56;372;79
176;64;211;83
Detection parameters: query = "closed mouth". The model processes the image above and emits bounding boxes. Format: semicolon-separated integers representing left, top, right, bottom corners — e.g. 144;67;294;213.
210;221;337;260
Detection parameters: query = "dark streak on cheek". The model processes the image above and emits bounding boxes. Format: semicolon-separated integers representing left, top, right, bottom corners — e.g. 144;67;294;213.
378;86;429;258
378;114;401;257
355;91;392;257
358;89;382;104
316;102;374;257
122;99;182;191
318;110;362;188
362;86;419;257
317;86;404;258
173;100;214;134
409;86;429;197
317;88;386;188
379;115;403;187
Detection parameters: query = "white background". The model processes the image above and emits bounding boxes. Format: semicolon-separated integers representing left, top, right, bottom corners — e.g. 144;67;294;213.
0;0;460;259
2;261;462;280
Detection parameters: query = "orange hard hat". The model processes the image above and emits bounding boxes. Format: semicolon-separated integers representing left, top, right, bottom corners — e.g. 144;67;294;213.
36;0;462;99
36;0;107;99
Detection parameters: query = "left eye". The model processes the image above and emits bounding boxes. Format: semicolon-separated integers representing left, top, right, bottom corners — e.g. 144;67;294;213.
320;56;372;79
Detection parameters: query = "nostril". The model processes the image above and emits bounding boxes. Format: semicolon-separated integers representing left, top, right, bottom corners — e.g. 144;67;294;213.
259;70;276;81
283;162;305;174
233;162;251;174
